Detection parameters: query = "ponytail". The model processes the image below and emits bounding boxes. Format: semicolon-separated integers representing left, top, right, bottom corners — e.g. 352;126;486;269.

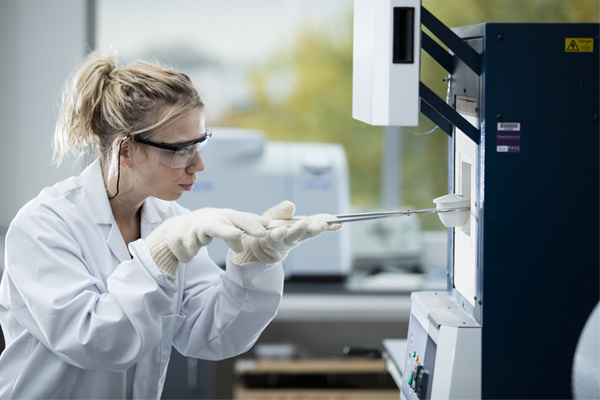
54;52;118;165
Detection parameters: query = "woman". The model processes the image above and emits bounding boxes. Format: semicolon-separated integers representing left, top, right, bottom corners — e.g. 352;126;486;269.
0;51;340;399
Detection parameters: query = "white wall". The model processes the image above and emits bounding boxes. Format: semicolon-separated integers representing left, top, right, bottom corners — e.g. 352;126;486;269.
0;0;90;227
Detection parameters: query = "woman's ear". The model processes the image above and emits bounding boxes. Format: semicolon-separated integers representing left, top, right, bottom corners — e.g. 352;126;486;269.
113;136;133;168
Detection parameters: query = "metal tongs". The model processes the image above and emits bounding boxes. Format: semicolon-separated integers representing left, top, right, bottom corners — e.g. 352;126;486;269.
265;206;471;229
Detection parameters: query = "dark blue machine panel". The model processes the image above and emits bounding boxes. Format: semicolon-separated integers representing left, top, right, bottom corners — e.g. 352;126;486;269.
451;23;599;399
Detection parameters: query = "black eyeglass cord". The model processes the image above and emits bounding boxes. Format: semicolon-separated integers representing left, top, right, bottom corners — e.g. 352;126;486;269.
108;138;126;200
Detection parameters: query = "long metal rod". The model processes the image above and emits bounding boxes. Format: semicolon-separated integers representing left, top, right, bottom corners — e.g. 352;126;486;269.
265;207;470;229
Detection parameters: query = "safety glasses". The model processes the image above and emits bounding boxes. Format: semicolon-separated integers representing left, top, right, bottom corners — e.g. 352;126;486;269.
128;130;212;168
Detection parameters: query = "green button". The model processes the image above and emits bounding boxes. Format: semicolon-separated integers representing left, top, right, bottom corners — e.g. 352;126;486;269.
412;351;416;357
408;372;413;385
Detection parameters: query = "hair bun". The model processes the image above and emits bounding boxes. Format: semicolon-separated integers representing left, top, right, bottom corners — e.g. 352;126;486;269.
100;54;119;79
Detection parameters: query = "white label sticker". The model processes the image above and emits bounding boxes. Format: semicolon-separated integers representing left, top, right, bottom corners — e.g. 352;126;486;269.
497;122;521;131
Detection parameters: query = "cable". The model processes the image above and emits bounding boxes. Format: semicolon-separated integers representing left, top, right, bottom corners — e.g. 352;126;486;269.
401;125;439;136
108;137;127;200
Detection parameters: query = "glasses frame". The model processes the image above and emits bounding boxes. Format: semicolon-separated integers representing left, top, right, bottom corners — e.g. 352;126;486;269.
127;130;212;152
109;130;212;199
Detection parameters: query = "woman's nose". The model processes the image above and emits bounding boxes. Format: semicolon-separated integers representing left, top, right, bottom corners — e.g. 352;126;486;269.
186;151;206;173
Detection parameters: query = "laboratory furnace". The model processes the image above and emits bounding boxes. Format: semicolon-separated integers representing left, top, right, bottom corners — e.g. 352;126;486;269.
353;1;599;398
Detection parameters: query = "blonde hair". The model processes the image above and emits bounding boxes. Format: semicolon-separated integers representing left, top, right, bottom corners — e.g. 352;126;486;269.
54;50;203;172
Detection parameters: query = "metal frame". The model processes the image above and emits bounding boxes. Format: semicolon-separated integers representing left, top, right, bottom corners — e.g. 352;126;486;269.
418;6;482;145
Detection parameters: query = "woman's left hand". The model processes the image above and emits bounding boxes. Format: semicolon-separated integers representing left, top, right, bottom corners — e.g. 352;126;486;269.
233;201;342;264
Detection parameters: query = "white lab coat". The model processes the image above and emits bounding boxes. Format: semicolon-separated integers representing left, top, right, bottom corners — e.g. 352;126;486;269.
0;159;284;399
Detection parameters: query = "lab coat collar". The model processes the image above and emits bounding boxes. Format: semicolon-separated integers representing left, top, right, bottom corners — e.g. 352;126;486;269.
80;159;163;258
80;160;129;261
81;158;163;225
80;159;116;226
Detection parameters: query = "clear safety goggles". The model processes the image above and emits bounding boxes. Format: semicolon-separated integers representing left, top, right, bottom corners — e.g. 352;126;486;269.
128;130;212;168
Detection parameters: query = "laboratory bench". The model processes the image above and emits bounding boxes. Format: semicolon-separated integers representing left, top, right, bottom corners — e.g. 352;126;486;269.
233;357;400;400
163;271;445;399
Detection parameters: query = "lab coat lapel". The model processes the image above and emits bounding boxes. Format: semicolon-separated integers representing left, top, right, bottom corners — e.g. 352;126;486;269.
140;198;163;239
105;224;130;262
81;159;130;263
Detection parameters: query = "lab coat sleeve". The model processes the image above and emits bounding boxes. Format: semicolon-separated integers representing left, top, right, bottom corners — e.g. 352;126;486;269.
4;209;178;371
172;248;284;360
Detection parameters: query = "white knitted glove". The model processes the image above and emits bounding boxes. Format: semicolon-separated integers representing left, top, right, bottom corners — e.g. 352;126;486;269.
233;201;342;264
145;208;268;279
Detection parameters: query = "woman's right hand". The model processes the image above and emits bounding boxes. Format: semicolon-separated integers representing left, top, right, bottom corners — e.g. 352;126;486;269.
145;208;268;279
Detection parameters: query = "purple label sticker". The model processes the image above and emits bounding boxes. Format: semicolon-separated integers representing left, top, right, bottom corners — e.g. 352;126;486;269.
497;122;521;153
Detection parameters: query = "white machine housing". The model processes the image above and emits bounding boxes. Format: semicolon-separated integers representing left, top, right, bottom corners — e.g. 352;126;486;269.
353;0;421;126
403;291;481;400
177;127;351;281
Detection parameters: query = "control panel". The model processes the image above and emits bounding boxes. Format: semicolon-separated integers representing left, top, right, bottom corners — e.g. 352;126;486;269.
401;292;481;399
402;314;436;399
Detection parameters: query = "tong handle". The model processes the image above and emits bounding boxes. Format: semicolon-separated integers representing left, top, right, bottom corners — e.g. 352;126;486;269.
265;207;469;229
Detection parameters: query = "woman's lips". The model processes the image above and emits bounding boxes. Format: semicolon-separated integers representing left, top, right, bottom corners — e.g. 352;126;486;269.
180;183;194;191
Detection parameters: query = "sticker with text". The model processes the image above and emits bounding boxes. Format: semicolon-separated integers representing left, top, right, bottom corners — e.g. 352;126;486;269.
497;122;521;153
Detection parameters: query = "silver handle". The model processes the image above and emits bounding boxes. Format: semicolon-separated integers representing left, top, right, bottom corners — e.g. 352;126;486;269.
265;207;470;229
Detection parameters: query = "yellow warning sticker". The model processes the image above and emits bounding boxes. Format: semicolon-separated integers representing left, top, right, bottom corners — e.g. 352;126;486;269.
565;38;594;52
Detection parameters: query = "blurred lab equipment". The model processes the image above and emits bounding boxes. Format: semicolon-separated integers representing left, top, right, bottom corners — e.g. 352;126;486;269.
353;0;599;398
177;127;351;282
